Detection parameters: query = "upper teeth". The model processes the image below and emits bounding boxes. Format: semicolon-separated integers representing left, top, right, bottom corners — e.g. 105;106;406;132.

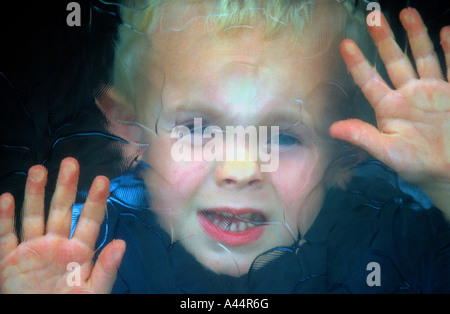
220;212;235;218
226;220;255;232
229;221;247;232
203;211;266;232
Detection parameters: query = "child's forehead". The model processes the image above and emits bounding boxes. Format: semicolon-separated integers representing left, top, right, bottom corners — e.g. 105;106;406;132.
147;3;350;95
136;1;353;133
149;32;343;116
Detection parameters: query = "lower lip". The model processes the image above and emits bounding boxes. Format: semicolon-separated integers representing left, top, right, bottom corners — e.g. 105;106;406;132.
197;213;266;246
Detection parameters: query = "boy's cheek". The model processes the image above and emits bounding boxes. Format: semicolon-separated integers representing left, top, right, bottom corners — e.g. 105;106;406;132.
145;162;209;221
168;161;210;190
142;136;207;192
271;157;325;214
273;156;320;192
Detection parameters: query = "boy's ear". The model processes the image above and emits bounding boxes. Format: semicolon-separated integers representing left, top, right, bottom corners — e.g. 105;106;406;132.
95;85;135;123
94;85;144;146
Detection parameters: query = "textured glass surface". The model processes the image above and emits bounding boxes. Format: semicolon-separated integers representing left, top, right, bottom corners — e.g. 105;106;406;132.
0;0;448;294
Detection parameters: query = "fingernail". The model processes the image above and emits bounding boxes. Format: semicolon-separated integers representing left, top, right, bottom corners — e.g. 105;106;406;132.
94;177;108;192
444;27;450;42
351;129;360;142
403;9;416;26
30;168;45;183
62;160;77;176
1;195;12;210
113;246;125;262
344;40;357;54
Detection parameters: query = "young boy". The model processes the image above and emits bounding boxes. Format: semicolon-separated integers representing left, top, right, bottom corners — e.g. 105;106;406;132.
0;0;449;293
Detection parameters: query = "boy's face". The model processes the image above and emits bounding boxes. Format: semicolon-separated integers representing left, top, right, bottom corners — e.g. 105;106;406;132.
136;3;348;276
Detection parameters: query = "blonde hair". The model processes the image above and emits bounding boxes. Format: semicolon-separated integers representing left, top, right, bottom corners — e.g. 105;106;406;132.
111;0;373;111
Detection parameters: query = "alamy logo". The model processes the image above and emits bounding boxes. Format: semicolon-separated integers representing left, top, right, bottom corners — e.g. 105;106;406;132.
366;262;381;287
66;262;81;287
366;2;381;27
66;2;81;27
170;118;280;172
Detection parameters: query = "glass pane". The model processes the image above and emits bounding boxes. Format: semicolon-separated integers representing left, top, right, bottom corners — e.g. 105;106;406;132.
0;0;448;295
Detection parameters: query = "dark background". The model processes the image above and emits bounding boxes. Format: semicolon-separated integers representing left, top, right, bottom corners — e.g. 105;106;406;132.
0;0;448;234
0;1;123;234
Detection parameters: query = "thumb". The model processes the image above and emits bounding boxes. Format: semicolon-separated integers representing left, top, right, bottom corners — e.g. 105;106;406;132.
329;119;388;162
88;239;126;294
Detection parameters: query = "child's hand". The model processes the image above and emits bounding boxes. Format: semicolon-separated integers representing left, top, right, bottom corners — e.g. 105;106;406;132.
331;8;450;216
0;158;125;293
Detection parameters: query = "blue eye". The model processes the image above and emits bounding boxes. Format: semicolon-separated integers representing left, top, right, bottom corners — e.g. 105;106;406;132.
271;132;302;146
181;121;207;135
182;121;211;146
190;126;208;134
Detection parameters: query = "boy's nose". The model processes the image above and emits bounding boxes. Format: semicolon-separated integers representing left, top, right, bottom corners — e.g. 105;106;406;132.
216;159;263;188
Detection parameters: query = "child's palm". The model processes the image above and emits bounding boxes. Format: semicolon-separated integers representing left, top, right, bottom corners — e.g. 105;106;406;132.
2;235;95;293
0;158;125;294
375;79;448;180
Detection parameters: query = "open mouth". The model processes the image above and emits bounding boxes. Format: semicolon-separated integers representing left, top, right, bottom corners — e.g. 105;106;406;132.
198;208;268;246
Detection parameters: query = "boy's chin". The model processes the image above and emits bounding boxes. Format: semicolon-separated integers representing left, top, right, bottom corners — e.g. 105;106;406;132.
193;247;257;277
186;235;291;277
171;216;298;277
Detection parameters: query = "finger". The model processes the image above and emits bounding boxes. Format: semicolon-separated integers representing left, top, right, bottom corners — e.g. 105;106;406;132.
340;39;392;109
400;8;443;80
72;176;109;250
46;158;80;237
21;165;47;242
441;26;450;81
0;193;18;259
329;119;388;163
368;11;417;88
88;239;126;294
